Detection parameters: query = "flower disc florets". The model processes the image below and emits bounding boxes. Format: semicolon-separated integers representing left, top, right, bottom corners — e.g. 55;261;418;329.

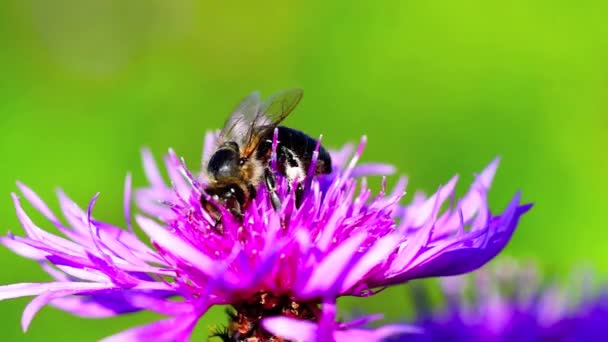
0;131;531;341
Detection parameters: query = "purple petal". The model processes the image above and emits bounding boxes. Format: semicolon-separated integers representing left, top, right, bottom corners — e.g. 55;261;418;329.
263;317;420;342
135;215;235;282
340;136;367;181
0;282;117;301
385;196;531;285
16;182;65;229
0;235;48;260
340;233;401;293
351;163;396;178
298;233;367;297
404;175;459;228
329;143;354;169
263;317;318;341
49;296;139;318
201;130;218;167
0;281;173;301
164;150;190;200
12;194;87;255
124;173;133;233
141;148;166;189
22;292;60;331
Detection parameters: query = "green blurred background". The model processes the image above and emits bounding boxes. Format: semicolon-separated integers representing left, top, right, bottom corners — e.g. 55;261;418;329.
0;0;606;340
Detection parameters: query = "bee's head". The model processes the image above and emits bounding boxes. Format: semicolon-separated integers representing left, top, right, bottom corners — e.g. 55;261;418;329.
201;183;247;228
208;141;242;179
204;183;246;206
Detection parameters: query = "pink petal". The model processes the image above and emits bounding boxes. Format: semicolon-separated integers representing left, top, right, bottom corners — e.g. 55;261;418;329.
0;282;117;301
16;182;64;229
135;215;235;283
262;317;317;341
141;148;166;189
124;173;133;233
340;233;401;293
298;233;367;297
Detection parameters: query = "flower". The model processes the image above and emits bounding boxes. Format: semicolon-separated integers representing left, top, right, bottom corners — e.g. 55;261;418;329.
0;130;530;341
392;260;608;341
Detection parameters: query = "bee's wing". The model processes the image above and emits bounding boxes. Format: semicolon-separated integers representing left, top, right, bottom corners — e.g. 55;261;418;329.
219;88;303;157
218;91;263;147
254;88;303;127
241;88;304;157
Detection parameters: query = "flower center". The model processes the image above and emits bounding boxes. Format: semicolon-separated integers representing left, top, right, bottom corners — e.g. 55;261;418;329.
217;292;321;341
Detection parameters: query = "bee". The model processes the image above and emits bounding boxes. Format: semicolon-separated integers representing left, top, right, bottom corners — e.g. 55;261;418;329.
201;88;332;229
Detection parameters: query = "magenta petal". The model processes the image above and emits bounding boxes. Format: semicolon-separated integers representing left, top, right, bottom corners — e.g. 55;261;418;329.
16;182;65;229
54;265;110;282
135;215;215;274
12;194;86;255
298;233;367;297
384;195;531;286
406;175;459;228
263;317;420;342
201;130;218;166
262;317;317;341
22;291;79;332
0;282;116;301
141;148;166;189
164;150;191;200
0;235;48;260
49;296;140;318
124;173;133;233
340;233;401;293
351;163;396;177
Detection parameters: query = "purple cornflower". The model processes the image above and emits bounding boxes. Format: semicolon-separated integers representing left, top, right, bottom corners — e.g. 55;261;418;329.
394;260;608;342
0;130;530;341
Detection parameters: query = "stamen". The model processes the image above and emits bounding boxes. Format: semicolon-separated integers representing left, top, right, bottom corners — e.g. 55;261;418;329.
307;134;323;179
270;127;280;172
342;135;367;181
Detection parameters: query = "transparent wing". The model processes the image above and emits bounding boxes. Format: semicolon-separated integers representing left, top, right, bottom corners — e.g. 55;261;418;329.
218;88;304;157
241;88;304;157
218;91;263;146
255;88;303;127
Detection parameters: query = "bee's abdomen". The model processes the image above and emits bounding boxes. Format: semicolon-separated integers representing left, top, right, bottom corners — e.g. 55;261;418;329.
257;126;332;175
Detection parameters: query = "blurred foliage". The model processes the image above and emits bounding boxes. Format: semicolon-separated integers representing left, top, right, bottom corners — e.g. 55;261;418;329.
0;0;606;340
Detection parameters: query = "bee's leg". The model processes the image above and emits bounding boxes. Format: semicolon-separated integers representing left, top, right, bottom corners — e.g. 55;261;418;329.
228;201;244;222
201;195;224;234
247;184;257;200
213;216;223;234
264;168;282;211
295;182;305;208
